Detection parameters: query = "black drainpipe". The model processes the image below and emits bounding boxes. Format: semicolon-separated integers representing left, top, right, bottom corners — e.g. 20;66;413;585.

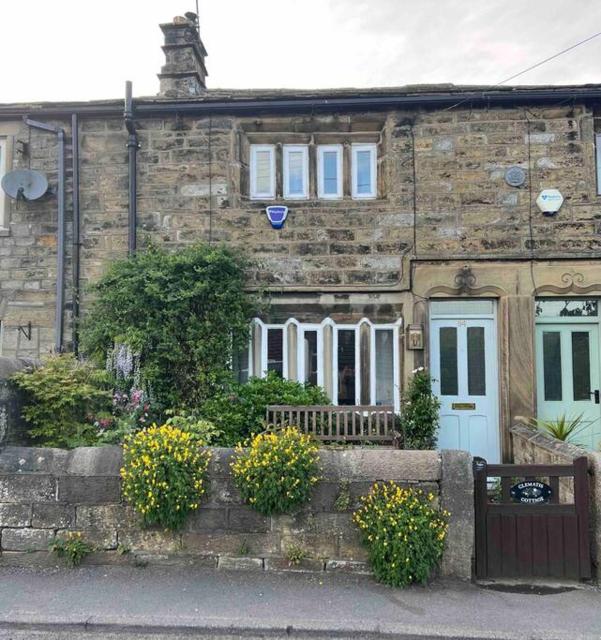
71;113;81;355
23;117;66;352
124;81;139;256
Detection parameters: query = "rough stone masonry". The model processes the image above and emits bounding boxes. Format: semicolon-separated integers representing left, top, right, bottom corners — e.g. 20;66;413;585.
0;445;473;578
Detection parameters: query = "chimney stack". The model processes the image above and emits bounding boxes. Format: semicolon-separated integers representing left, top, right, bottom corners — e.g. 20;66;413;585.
158;14;208;98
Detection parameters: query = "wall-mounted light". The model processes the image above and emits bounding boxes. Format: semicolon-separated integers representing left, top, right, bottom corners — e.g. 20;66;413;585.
406;323;424;350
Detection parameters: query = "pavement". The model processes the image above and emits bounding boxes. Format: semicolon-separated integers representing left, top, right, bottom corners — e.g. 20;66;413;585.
0;565;599;640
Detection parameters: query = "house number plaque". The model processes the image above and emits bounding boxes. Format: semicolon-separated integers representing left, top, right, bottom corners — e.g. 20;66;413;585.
451;402;476;410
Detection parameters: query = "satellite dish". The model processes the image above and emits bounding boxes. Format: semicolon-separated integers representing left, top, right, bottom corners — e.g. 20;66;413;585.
1;169;48;201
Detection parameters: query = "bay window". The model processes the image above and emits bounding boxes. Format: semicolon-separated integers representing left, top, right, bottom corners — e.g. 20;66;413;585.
234;317;401;410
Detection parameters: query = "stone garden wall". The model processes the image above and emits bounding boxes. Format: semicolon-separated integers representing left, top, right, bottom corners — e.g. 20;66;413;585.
511;422;601;574
0;445;473;578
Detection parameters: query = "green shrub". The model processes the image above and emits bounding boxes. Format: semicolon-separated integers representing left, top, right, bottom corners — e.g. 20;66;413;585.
11;354;112;448
80;242;256;413
201;372;330;445
353;482;449;587
164;411;223;445
50;532;94;567
399;368;440;449
230;427;320;515
121;424;211;530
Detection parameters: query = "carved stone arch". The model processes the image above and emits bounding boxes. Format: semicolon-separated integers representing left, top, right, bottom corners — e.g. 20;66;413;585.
533;270;601;296
422;264;509;299
424;284;508;298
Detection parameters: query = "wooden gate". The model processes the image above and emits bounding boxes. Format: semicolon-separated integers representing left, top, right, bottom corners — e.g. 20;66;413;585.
474;457;591;580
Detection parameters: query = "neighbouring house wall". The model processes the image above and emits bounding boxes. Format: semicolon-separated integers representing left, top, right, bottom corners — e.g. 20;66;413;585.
511;422;601;574
0;446;473;578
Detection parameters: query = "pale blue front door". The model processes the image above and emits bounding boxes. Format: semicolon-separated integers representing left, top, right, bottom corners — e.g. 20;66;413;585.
535;299;601;450
430;300;500;462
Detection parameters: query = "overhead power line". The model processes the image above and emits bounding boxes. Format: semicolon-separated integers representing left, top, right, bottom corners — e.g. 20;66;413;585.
444;29;601;111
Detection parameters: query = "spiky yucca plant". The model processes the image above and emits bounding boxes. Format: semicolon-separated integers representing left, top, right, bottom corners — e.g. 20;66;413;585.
529;413;585;444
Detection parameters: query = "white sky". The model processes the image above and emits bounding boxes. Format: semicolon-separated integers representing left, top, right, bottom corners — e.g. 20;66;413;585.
1;0;601;103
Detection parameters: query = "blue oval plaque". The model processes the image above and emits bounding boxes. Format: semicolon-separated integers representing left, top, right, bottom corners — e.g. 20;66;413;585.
510;481;552;504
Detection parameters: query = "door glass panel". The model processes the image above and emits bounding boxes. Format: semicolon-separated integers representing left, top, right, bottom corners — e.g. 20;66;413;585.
267;328;283;376
375;329;394;405
572;331;591;401
431;300;494;316
536;299;598;317
303;331;318;386
542;331;562;401
337;329;356;405
439;327;458;396
467;326;486;396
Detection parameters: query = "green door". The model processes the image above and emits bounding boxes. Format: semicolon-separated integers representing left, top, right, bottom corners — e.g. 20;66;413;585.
535;322;601;450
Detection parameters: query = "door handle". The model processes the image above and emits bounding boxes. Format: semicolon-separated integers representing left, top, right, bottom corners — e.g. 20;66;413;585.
591;390;600;404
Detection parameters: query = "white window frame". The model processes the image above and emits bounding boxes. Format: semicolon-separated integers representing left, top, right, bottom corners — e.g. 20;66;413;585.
249;144;276;200
332;324;361;405
297;323;324;388
370;320;402;412
317;144;343;199
351;143;377;199
0;138;7;229
283;144;309;200
259;322;288;377
596;133;601;196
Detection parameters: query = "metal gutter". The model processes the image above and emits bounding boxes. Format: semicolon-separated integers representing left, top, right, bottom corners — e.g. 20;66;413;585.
124;81;139;256
3;87;601;119
71;113;81;355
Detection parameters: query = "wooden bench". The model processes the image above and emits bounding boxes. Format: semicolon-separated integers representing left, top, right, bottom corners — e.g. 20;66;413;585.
265;405;400;446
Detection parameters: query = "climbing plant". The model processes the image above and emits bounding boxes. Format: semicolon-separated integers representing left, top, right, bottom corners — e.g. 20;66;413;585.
80;242;256;413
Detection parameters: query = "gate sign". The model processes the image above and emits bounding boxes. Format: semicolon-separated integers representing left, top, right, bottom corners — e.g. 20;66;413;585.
265;205;288;229
510;481;552;504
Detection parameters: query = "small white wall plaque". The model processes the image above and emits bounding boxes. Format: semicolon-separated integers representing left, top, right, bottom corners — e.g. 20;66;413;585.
536;189;564;215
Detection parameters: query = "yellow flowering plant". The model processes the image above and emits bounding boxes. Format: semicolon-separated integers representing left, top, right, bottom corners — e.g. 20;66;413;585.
353;481;449;587
120;424;211;530
230;427;320;515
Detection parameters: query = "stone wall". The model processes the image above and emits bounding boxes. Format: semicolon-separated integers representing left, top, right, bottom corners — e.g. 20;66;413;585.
0;104;600;357
0;445;473;578
511;422;601;573
0;357;36;447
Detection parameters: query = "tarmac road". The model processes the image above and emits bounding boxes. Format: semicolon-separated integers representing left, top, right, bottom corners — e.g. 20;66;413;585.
0;565;598;640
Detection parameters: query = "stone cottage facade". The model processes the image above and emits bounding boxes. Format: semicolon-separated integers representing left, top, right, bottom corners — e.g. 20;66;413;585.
1;15;601;461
